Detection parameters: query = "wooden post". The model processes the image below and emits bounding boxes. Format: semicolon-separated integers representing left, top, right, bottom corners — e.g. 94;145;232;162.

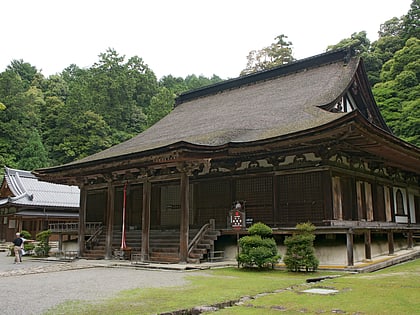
346;229;354;267
78;185;87;257
364;230;372;260
179;172;189;263
105;183;115;259
273;176;279;225
237;230;240;268
141;181;151;262
58;234;63;254
407;231;413;249
387;231;394;255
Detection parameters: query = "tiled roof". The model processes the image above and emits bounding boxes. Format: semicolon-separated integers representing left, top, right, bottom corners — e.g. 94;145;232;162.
0;167;80;209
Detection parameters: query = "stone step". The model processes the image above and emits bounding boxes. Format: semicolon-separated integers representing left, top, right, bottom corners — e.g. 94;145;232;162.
187;257;200;264
151;249;179;255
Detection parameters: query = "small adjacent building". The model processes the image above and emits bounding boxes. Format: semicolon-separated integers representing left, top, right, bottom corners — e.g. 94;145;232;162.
0;166;80;242
34;49;420;266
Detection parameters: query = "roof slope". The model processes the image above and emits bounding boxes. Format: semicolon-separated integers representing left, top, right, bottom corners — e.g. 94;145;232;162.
69;49;363;165
0;167;80;209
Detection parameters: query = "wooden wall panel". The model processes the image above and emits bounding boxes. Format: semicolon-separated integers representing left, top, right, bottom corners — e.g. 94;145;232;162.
195;179;231;228
87;190;107;222
235;176;273;224
277;172;324;226
373;184;386;222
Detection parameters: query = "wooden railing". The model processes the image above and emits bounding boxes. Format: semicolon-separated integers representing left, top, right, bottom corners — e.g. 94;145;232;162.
85;222;103;235
85;224;104;250
188;219;215;255
48;222;78;233
48;222;103;234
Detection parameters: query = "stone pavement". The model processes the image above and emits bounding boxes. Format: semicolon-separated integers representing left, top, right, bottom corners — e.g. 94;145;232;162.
0;250;237;277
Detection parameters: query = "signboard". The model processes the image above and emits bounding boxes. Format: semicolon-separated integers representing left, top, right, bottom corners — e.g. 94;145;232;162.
231;211;244;229
230;201;245;229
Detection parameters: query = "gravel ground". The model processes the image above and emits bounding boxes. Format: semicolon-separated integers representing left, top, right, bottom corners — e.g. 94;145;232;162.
0;252;189;315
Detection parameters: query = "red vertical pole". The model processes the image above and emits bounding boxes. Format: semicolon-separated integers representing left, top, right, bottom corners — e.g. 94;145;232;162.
121;182;127;250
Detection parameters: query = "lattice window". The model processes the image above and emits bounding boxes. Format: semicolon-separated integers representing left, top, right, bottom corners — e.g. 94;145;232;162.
236;176;273;223
195;180;231;227
159;184;194;227
277;172;324;225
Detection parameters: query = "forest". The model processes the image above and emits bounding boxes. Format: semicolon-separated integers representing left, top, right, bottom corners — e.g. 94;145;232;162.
0;1;418;173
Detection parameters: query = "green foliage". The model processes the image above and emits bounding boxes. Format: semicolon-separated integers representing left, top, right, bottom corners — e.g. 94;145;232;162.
248;221;273;238
402;0;420;41
145;87;175;127
6;59;39;88
325;2;419;147
238;235;280;268
20;230;32;239
24;242;35;253
160;74;223;95
35;230;52;257
283;222;319;272
237;223;280;269
373;37;420;146
0;47;224;169
327;31;371;55
295;221;316;233
0;2;418;169
43;260;420;315
241;34;295;76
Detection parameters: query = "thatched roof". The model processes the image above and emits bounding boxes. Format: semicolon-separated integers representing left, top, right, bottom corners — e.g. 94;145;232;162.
68;49;365;165
33;49;420;180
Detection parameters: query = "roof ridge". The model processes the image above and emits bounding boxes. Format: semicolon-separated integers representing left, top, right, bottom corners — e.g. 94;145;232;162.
5;166;36;178
175;48;354;106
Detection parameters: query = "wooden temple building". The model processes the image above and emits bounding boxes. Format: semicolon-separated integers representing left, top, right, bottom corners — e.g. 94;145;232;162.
0;166;80;243
34;49;420;266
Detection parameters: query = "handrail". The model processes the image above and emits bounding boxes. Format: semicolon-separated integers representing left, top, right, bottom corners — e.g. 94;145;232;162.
85;224;104;250
188;222;211;254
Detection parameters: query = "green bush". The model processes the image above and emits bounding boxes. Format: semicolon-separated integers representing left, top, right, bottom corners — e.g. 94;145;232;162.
248;222;273;238
283;222;319;272
20;230;32;239
35;230;52;257
237;222;280;269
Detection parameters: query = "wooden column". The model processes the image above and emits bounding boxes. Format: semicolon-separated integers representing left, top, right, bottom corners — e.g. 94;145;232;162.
346;229;354;267
141;181;151;262
58;234;63;253
387;231;394;255
105;182;115;259
78;185;87;256
179;172;190;263
364;230;372;260
273;175;279;225
407;231;414;249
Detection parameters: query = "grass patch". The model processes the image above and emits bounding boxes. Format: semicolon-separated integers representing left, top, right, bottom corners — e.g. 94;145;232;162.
218;259;420;314
45;259;420;315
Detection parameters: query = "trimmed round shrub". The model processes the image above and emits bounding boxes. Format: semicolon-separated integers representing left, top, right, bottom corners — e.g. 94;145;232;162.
237;222;280;269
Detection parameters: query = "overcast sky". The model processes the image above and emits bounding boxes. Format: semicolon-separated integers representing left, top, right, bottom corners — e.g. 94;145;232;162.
0;0;412;79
